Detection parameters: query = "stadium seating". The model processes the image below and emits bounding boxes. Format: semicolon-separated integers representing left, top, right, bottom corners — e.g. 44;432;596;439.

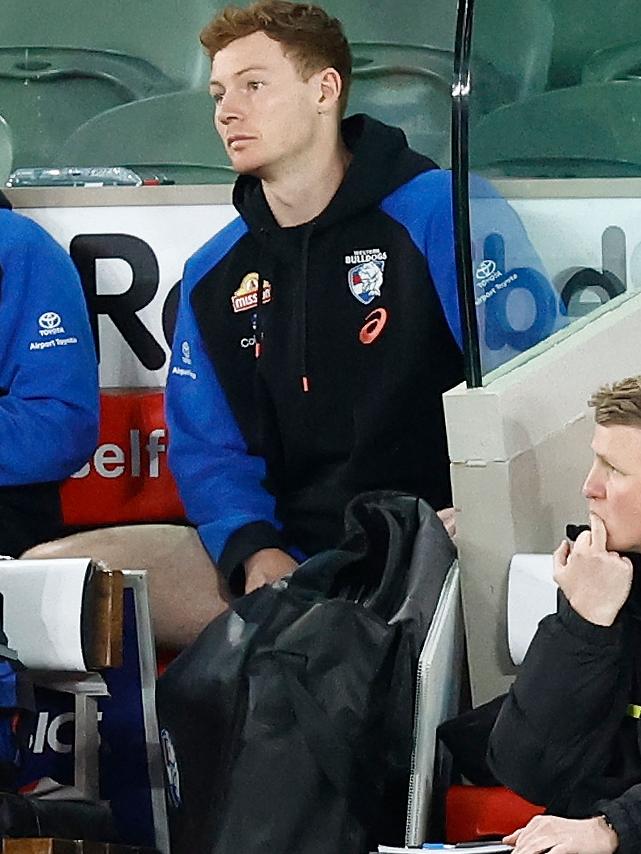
583;41;641;84
56;92;234;184
55;36;522;180
0;0;220;167
347;45;455;163
471;0;553;101
320;0;458;50
547;0;641;88
470;82;641;178
0;0;216;90
0;48;178;167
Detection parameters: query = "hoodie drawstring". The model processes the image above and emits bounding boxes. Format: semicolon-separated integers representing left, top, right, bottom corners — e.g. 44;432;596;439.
298;226;313;393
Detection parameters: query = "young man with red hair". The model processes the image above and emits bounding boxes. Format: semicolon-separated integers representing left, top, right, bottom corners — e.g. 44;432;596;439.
166;0;466;595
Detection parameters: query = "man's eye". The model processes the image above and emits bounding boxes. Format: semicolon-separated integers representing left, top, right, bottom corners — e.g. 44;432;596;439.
211;92;224;105
248;80;264;91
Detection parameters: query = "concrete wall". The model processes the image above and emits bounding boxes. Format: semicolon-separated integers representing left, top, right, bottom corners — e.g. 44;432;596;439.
445;293;641;704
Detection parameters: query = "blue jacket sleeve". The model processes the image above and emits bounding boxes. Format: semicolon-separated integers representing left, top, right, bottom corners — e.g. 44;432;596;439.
166;243;285;578
383;169;564;373
0;211;99;484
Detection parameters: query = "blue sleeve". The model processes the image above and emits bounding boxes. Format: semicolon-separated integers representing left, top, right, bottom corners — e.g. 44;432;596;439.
382;170;564;374
0;212;99;484
165;229;284;572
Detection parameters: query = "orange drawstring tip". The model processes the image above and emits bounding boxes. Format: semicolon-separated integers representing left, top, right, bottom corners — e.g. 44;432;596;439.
254;341;261;358
301;376;310;392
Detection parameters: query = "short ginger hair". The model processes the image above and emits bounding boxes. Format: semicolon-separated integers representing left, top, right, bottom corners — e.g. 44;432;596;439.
590;376;641;426
200;0;352;115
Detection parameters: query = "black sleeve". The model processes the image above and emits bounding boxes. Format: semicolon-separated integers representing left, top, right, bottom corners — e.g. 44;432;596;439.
487;594;628;809
218;520;286;591
599;787;641;854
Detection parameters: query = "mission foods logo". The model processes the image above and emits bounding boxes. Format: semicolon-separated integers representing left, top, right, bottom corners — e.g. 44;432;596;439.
231;272;272;313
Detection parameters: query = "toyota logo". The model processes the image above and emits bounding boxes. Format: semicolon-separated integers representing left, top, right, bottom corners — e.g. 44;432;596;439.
39;311;61;330
475;260;497;280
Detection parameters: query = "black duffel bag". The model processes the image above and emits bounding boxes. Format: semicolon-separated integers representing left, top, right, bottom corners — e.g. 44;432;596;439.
156;491;456;854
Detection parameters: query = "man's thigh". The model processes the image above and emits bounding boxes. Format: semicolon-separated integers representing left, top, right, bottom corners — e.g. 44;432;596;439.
22;524;231;649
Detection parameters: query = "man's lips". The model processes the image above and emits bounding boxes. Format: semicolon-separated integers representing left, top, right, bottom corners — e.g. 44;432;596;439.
227;135;256;150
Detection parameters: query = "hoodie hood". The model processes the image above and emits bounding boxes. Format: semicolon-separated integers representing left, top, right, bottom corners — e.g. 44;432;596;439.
232;114;437;251
0;192;11;210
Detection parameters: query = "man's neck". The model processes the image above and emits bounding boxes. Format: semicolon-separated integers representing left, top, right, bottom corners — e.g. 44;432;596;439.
261;138;352;228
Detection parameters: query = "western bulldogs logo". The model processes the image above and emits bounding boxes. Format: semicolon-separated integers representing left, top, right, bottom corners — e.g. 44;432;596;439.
348;260;385;305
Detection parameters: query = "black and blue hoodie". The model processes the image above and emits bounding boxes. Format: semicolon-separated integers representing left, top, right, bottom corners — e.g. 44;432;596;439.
167;115;556;580
0;191;99;555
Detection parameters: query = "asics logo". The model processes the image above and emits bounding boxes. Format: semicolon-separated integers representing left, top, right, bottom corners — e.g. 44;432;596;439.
359;308;388;345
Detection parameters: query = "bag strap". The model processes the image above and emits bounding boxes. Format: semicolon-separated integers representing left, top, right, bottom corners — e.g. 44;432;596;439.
276;653;380;829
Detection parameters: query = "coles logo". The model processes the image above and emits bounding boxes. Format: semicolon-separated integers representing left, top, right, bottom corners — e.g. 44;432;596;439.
38;311;65;336
231;272;272;313
359;308;388;345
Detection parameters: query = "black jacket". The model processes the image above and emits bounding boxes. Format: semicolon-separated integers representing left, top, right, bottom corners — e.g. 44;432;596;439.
488;555;641;854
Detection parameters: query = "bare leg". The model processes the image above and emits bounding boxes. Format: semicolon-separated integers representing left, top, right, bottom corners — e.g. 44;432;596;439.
22;524;230;650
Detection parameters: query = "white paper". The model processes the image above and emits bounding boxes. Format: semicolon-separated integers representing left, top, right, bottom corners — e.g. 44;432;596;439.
0;558;92;670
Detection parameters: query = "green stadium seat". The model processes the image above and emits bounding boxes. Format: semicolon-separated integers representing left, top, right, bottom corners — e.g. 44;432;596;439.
0;0;217;89
348;44;455;163
470;81;641;178
0;0;221;166
582;41;641;84
347;42;515;164
472;0;553;100
56;91;234;185
320;0;458;51
0;115;12;185
59;63;455;179
0;47;178;167
548;0;641;88
327;0;552;101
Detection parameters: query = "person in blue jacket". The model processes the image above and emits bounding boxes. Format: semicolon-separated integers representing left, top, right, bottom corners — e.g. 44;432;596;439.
0;191;99;555
165;0;560;597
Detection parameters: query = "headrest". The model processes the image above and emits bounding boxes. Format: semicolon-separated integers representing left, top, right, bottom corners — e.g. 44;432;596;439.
507;553;557;665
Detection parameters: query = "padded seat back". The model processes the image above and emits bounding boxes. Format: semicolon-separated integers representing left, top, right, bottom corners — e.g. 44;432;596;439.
0;0;216;89
549;0;641;87
0;47;177;167
57;91;233;184
471;82;641;178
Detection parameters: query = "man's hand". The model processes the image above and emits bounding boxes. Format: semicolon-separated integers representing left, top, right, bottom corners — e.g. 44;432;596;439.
553;512;633;626
244;548;298;594
436;506;456;541
504;814;618;854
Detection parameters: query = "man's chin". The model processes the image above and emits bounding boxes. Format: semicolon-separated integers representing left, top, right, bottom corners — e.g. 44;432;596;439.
608;536;641;555
228;156;265;177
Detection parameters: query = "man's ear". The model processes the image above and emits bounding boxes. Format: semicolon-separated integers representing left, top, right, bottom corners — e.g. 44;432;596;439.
317;67;342;114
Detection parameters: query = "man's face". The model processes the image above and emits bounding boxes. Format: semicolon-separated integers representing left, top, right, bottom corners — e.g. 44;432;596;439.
209;31;324;178
583;422;641;552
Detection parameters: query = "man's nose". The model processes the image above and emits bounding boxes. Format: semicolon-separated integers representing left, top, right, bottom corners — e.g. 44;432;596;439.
583;463;605;499
217;93;242;125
